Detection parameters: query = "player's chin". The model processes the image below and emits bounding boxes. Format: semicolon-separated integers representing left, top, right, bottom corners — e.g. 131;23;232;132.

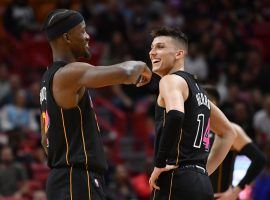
152;65;162;76
151;64;158;72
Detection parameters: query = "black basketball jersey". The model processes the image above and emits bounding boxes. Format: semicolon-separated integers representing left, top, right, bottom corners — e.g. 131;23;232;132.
154;71;211;168
209;131;236;192
40;61;108;173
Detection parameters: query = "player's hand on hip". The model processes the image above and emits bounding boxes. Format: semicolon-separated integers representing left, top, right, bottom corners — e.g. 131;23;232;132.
149;165;178;191
214;186;240;200
135;62;152;87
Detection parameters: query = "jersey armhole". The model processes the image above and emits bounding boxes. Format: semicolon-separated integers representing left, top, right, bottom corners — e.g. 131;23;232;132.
172;71;192;103
48;68;87;111
48;68;63;110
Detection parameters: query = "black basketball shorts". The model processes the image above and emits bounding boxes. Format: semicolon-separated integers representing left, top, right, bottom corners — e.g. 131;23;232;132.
151;165;214;200
46;167;106;200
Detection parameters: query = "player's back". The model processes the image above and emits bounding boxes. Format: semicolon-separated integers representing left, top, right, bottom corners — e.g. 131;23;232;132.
155;71;211;168
40;61;107;173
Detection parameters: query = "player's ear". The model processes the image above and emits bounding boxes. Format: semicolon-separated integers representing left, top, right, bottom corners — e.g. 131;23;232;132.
63;33;71;43
176;50;184;59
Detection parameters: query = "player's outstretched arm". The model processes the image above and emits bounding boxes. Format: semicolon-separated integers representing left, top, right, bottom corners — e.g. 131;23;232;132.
207;102;236;175
54;61;152;92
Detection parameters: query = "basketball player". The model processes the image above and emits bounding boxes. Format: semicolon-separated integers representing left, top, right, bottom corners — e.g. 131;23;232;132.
204;86;266;200
40;9;151;200
148;27;236;200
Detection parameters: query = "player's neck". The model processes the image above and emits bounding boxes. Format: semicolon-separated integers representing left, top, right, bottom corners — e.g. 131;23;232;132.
168;62;185;75
52;50;76;63
50;41;76;63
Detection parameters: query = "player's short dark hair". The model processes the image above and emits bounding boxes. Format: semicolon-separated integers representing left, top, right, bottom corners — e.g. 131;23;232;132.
151;27;188;49
203;85;220;103
42;9;84;41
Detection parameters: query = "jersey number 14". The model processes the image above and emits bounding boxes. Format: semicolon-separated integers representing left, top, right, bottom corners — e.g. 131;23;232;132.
193;114;210;151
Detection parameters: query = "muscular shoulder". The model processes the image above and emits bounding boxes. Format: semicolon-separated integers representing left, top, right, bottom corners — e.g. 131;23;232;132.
56;62;93;78
159;74;189;99
160;74;187;88
54;62;93;90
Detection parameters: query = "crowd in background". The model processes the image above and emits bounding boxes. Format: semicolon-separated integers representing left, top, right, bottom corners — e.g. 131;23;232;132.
0;0;270;199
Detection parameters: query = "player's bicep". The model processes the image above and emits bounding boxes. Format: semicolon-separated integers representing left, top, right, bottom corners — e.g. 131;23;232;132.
54;62;91;92
159;75;185;113
210;101;233;137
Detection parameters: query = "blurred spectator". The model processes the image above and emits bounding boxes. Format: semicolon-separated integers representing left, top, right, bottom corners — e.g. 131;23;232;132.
233;101;255;139
246;49;263;77
251;88;264;111
56;0;71;9
111;85;134;110
32;190;46;200
253;145;270;200
253;95;270;145
0;89;38;132
207;38;228;79
29;147;49;188
79;0;96;36
0;146;28;198
221;83;241;119
79;0;93;22
126;0;148;33
94;0;127;42
257;64;270;94
225;61;241;85
163;0;184;28
101;31;131;65
147;2;164;32
241;49;263;90
185;43;209;81
3;0;39;39
32;147;47;165
101;31;133;109
130;158;152;200
26;81;41;129
0;74;23;107
0;63;11;107
26;81;40;109
107;164;137;200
